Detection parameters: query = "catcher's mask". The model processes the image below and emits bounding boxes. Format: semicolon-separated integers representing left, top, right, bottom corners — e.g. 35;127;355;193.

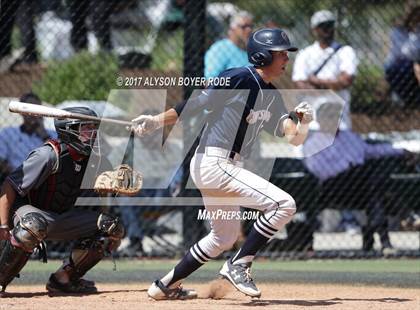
54;107;101;156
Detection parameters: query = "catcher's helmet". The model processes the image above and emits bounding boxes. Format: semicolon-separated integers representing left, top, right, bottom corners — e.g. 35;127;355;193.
247;28;298;67
54;106;100;156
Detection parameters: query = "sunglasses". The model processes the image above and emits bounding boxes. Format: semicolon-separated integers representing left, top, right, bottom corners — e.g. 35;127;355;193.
238;24;253;30
317;21;335;30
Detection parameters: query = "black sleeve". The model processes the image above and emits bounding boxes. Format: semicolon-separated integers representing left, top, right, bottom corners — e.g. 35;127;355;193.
7;145;58;196
174;71;246;119
174;87;218;119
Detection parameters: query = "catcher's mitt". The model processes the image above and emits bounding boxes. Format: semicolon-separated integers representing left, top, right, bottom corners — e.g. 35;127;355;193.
94;164;142;196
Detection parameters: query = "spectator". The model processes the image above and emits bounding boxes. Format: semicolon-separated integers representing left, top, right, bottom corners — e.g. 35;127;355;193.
67;0;117;52
401;25;420;85
302;102;409;253
204;11;253;78
0;93;56;179
384;5;420;106
0;0;38;72
292;10;358;130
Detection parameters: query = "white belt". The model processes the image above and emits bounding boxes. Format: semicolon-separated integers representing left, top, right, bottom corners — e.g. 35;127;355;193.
204;147;241;161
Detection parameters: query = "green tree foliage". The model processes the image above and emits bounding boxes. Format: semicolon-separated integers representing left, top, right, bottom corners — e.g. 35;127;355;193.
34;52;118;105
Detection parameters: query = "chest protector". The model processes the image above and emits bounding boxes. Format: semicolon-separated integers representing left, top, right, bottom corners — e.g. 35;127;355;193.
28;140;89;214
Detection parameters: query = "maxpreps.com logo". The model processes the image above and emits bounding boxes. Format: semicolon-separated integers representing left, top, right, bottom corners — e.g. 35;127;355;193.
246;109;272;124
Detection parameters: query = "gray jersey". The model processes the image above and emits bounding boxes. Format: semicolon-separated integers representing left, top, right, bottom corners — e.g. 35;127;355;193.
7;142;111;212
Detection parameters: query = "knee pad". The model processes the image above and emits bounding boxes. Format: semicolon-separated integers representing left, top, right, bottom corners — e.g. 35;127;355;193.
97;213;125;240
97;213;125;251
12;212;48;252
0;239;31;292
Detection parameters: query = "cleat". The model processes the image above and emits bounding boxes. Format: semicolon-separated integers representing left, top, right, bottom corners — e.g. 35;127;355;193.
77;278;95;287
46;274;97;294
147;280;197;300
219;259;261;298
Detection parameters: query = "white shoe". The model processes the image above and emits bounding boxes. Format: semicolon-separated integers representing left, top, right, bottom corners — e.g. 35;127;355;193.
219;259;261;298
147;280;197;300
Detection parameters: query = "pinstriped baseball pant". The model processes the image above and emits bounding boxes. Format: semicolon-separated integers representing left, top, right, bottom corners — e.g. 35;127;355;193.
188;147;296;263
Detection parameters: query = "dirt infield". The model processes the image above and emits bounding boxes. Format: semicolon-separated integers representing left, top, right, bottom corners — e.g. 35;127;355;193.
1;281;418;310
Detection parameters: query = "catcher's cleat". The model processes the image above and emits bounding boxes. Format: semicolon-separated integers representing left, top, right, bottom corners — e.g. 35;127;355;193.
46;274;97;294
219;259;261;298
147;280;197;300
77;278;96;288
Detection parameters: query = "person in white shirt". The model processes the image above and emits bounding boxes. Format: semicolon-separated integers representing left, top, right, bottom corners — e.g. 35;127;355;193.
292;10;358;130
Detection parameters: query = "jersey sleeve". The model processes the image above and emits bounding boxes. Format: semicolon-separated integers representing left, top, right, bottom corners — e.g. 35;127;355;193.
6;145;58;196
173;90;214;119
174;69;247;119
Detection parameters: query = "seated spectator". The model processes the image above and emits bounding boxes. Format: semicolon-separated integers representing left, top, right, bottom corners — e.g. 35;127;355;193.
204;11;253;78
384;5;420;106
302;102;409;253
0;93;56;180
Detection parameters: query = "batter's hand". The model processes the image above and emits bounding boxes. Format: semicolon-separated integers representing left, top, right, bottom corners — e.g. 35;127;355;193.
294;101;314;124
131;115;161;137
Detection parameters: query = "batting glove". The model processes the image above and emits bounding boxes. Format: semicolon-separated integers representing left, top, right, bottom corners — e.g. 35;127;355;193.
131;115;161;137
294;101;314;124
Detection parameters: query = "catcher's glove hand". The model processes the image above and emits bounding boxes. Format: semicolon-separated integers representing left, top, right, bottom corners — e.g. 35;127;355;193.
94;164;143;196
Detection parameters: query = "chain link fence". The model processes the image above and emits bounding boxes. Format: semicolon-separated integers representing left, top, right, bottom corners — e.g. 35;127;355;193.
0;0;419;259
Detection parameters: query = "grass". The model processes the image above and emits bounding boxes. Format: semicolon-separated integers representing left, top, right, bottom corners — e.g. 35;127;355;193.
14;259;419;288
22;259;420;273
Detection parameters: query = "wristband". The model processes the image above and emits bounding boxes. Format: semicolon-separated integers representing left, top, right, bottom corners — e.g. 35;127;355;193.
288;111;300;125
0;224;9;229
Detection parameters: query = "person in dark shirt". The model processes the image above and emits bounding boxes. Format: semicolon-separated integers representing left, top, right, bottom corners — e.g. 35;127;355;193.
0;93;55;180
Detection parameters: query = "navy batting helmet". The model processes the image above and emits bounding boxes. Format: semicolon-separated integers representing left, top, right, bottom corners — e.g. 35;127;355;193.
54;106;100;156
247;28;298;67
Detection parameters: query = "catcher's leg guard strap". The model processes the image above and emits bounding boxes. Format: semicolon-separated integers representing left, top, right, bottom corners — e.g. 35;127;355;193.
0;239;31;292
63;239;105;281
61;214;125;281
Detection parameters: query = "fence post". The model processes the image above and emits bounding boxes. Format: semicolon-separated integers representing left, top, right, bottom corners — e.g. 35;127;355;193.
181;0;207;250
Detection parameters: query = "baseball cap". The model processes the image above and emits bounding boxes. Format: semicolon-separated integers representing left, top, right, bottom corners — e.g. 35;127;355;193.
311;10;336;28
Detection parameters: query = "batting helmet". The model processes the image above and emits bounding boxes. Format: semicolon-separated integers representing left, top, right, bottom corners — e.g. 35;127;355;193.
54;106;100;156
247;28;298;67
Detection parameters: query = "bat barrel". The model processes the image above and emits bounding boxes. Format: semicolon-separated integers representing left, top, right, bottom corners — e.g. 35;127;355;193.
8;101;132;126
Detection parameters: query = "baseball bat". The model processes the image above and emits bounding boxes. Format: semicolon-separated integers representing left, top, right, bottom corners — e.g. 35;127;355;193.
9;101;132;126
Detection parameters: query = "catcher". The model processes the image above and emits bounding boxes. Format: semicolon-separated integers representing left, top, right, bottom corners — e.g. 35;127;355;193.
0;106;139;295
